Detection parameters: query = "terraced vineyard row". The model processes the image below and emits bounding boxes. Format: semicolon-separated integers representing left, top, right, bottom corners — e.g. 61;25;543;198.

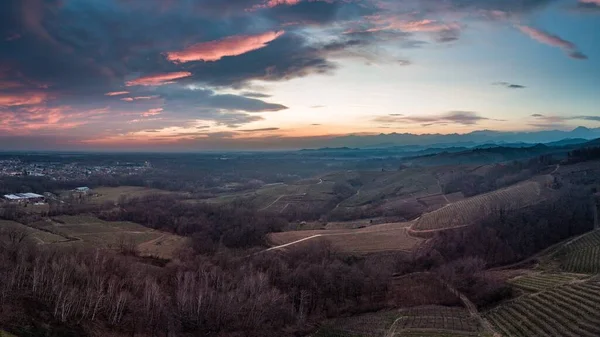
389;306;481;337
314;306;482;337
508;273;579;292
555;230;600;273
413;181;542;231
486;281;600;337
562;230;600;252
561;247;600;273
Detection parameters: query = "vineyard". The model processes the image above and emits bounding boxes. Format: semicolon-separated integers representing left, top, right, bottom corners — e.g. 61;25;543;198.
313;306;482;337
387;306;481;336
508;273;581;292
485;280;600;337
555;230;600;273
412;180;543;231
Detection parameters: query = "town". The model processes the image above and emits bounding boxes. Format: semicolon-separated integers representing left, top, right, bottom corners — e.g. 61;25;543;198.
0;158;151;181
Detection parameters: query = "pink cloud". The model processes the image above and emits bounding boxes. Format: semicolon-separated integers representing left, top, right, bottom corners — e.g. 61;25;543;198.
263;0;301;8
125;72;192;86
517;25;587;60
105;91;130;96
0;106;86;134
165;31;285;63
580;0;600;4
141;108;163;117
0;92;48;107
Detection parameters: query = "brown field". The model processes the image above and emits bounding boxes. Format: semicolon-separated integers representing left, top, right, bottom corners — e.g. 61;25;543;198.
268;221;421;254
89;186;182;204
0;219;67;244
412;180;545;232
30;215;186;259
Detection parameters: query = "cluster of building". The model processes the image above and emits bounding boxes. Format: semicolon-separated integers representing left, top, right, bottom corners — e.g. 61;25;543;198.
2;187;92;205
0;159;151;181
3;193;46;204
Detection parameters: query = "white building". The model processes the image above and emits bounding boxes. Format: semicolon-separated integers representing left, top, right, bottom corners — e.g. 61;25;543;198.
3;193;45;203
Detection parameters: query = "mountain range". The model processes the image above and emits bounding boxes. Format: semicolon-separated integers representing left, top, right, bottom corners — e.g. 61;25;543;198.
322;127;600;149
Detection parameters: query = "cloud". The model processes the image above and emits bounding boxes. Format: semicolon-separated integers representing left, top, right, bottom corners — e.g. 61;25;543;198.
165;31;285;63
0;91;48;107
528;114;600;128
105;91;130;96
516;25;587;60
242;92;272;98
374;111;499;126
574;0;600;12
575;115;600;122
259;0;302;9
239;127;280;132
493;82;526;89
121;96;160;102
141;108;163;117
126;72;193;86
161;87;288;114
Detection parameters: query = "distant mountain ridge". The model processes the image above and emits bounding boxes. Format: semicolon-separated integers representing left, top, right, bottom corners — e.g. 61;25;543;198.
322;127;600;149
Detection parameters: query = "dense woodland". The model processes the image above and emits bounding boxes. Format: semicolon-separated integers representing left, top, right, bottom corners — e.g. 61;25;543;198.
99;195;287;252
0;236;393;337
567;146;600;163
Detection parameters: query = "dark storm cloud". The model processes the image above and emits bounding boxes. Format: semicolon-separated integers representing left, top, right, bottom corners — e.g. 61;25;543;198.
262;0;374;26
416;0;556;14
180;33;338;87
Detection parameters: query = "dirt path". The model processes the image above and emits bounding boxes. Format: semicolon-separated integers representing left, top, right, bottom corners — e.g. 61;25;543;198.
259;194;287;211
333;188;361;210
436;177;450;203
441;280;502;337
384;315;403;337
263;234;323;252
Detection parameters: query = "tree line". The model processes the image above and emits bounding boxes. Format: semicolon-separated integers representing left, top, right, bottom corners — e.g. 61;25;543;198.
0;233;396;337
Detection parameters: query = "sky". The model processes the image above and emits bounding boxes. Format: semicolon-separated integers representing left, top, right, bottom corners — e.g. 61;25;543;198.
0;0;599;151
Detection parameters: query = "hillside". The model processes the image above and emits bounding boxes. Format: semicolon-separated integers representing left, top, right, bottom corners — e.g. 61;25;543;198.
411;179;549;232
